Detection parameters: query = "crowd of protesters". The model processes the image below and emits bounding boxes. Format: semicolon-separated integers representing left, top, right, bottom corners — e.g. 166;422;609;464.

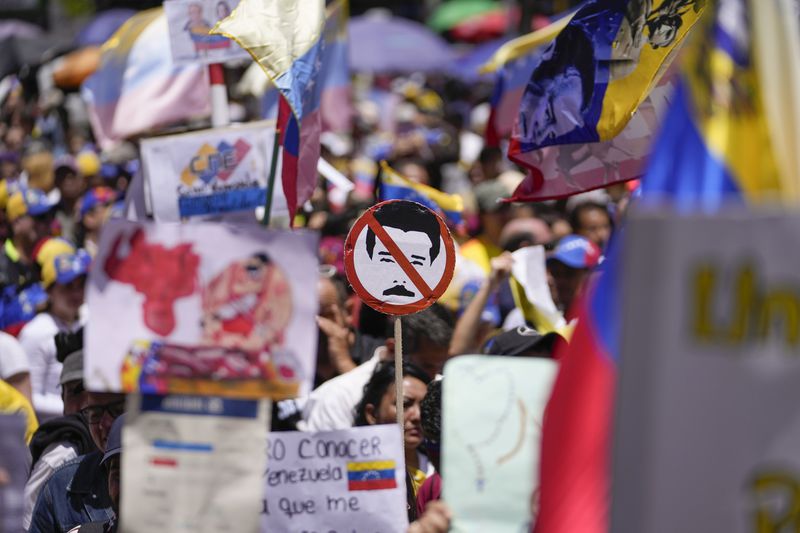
0;12;633;530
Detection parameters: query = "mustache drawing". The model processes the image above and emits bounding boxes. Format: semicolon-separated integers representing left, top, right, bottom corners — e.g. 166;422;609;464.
383;284;416;297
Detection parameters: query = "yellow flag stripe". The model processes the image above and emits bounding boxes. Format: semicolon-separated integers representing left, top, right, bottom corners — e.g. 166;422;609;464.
347;460;396;472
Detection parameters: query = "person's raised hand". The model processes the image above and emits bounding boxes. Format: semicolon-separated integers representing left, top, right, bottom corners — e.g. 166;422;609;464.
488;251;514;290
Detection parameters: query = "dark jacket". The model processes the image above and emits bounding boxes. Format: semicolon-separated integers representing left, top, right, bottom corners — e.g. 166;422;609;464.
29;451;114;533
29;414;96;469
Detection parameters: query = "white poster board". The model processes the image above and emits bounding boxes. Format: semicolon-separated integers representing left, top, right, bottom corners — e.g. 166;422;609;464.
122;394;269;533
163;0;250;66
141;122;286;222
613;211;800;533
85;220;318;398
442;355;557;532
261;426;409;532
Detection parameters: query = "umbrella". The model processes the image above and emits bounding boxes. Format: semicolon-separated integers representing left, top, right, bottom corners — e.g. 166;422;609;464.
349;13;456;74
450;7;518;42
75;8;136;47
428;0;502;32
53;47;102;89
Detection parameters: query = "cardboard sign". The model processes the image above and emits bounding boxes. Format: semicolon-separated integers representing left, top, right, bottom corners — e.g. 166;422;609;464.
85;220;319;399
344;200;455;315
141;122;286;222
613;211;800;533
122;394;269;533
163;0;250;66
442;355;557;532
261;426;409;533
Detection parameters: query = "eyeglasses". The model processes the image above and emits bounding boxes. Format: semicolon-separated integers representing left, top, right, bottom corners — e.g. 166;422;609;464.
80;400;125;425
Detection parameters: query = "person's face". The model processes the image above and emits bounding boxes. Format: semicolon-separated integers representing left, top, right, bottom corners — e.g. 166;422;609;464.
407;338;450;378
82;204;110;232
61;379;88;416
368;227;434;303
81;392;126;452
317;277;341;322
1;160;19;180
367;377;428;449
49;276;85;320
577;208;611;248
188;4;203;22
107;456;120;514
59;173;84;201
522;68;585;145
216;2;230;19
547;261;589;313
11;215;36;243
398;163;429;186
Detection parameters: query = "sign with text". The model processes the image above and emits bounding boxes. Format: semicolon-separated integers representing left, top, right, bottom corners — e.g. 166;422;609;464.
164;0;250;66
141;122;286;222
613;211;800;533
442;355;557;532
85;220;318;399
122;394;269;533
262;426;408;533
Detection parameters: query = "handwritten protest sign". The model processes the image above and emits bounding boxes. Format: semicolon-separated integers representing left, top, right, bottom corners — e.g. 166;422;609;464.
85;220;318;399
613;212;800;533
344;200;455;316
164;0;250;66
262;426;408;533
442;355;557;532
122;394;269;533
141;122;286;222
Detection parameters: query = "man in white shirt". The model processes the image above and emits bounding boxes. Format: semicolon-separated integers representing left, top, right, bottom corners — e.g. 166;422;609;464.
302;304;454;432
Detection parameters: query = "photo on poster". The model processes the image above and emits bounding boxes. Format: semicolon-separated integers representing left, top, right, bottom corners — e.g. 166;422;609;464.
85;220;319;399
141;121;285;222
164;0;249;66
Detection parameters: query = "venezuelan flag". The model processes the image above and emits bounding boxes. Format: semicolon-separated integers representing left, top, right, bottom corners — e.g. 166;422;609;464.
214;0;348;219
347;460;398;491
509;0;704;155
536;3;800;533
379;161;464;229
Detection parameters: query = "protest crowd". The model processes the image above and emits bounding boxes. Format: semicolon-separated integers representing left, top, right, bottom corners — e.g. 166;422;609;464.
2;0;799;532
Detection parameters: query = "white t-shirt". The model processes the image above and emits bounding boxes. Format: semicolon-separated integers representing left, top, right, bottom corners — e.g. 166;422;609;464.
300;348;385;432
0;331;29;379
18;310;85;418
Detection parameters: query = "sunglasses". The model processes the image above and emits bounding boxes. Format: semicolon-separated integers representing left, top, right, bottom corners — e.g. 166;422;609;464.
80;400;125;425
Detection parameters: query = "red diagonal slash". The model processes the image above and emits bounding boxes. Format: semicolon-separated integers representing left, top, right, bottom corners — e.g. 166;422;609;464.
364;212;433;297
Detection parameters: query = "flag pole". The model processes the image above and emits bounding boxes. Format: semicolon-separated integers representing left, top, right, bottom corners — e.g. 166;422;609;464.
261;122;281;226
394;317;403;428
208;64;229;127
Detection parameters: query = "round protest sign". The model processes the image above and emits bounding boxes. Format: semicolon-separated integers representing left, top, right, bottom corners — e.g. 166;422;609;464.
344;200;455;316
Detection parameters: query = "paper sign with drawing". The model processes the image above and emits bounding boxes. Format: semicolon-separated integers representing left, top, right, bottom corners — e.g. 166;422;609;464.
163;0;250;66
442;355;557;532
261;426;409;533
85;220;318;399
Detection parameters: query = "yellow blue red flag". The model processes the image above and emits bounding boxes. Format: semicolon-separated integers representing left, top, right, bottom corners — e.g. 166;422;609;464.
379;161;464;230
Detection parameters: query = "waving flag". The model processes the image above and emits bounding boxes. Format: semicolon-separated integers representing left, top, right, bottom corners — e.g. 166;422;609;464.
81;8;210;150
508;0;704;178
481;16;572;146
536;2;800;533
378;161;464;230
214;0;348;220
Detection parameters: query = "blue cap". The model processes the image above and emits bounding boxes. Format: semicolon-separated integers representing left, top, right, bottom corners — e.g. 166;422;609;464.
547;234;601;270
51;250;91;286
102;413;125;465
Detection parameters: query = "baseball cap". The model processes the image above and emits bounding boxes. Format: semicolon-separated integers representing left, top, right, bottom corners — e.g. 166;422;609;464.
78;187;117;219
473;179;510;213
101;414;125;466
6;188;55;222
59;350;84;385
547;234;601;270
483;326;560;357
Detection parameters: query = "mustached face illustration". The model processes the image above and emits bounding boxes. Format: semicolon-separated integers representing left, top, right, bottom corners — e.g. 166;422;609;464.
201;254;292;352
